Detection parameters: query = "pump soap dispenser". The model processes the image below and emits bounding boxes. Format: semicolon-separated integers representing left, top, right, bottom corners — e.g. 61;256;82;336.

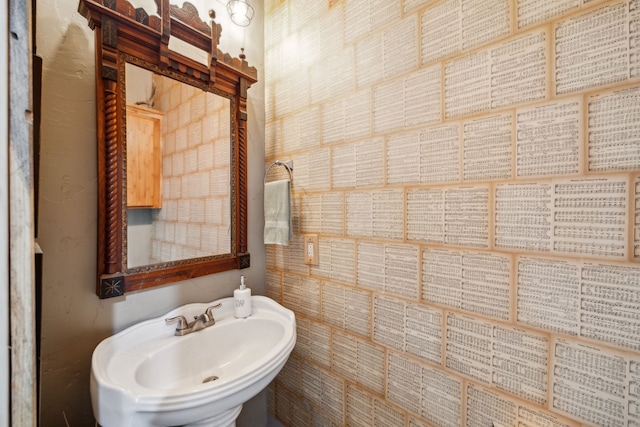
234;275;252;318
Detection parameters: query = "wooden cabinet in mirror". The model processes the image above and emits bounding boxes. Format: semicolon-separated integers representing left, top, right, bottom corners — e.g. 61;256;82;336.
79;0;257;298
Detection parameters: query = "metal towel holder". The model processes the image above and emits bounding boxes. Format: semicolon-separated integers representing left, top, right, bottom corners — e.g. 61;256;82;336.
264;160;293;183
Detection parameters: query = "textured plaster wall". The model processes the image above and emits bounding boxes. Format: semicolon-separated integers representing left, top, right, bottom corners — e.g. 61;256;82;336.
264;0;640;426
35;0;265;425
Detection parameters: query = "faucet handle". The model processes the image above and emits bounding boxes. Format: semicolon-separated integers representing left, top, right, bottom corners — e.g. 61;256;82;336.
203;303;223;326
165;315;189;335
205;302;222;318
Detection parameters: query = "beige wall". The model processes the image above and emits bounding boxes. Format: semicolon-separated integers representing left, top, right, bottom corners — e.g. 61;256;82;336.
151;75;232;262
265;0;640;426
35;0;265;425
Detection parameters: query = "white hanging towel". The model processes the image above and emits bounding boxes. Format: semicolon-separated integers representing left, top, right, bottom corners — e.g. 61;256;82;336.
264;179;292;245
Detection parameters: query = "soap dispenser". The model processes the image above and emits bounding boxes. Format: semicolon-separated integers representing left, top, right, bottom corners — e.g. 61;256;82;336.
234;275;252;318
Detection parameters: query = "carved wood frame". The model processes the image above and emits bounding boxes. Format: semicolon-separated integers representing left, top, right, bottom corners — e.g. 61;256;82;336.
79;0;257;298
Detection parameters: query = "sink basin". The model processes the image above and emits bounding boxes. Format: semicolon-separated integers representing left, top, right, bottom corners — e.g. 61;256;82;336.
90;296;296;427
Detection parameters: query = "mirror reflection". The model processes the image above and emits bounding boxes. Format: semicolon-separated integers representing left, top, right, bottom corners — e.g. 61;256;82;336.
125;63;232;268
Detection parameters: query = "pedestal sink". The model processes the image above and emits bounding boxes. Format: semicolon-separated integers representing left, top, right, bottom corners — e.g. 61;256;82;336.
90;296;296;427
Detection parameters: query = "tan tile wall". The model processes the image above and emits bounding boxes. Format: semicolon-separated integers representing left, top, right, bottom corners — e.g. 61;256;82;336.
149;76;231;262
265;0;640;425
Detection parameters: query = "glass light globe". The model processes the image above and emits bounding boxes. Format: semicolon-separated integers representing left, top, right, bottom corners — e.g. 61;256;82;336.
227;0;254;27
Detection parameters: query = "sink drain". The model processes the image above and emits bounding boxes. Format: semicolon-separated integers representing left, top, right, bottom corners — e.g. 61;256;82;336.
203;375;219;383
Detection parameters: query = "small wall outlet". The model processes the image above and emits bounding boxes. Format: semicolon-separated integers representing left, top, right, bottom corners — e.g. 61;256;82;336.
304;234;319;265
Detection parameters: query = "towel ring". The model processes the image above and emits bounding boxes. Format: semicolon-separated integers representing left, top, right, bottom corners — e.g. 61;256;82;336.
264;160;293;183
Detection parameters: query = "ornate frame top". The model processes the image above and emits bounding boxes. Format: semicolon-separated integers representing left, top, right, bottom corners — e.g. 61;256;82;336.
79;0;257;87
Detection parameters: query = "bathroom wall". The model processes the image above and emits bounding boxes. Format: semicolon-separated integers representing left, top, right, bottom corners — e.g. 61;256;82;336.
35;0;265;425
150;74;232;262
264;0;640;426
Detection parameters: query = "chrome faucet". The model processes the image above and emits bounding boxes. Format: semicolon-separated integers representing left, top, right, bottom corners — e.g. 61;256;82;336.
166;303;222;336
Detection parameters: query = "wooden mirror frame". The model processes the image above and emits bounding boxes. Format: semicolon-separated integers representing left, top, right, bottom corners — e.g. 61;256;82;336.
79;0;257;298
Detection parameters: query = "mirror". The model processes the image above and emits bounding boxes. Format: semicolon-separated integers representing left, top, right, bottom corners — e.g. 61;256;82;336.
79;0;257;298
125;63;232;268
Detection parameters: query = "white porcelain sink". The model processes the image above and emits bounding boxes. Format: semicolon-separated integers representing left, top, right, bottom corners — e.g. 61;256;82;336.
90;296;296;427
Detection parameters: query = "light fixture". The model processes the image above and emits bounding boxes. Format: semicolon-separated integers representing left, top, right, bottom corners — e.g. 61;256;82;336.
226;0;254;27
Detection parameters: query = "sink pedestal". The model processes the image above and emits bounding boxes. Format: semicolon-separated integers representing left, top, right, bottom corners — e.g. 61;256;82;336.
185;405;242;427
